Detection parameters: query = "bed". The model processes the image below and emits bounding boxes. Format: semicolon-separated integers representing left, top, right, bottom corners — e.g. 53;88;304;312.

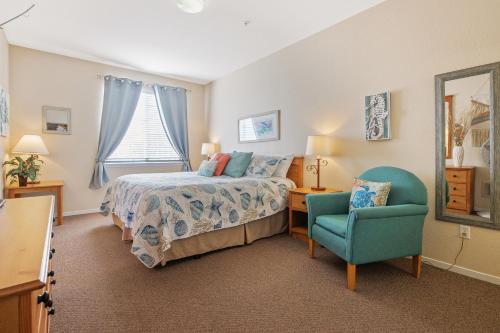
101;156;304;267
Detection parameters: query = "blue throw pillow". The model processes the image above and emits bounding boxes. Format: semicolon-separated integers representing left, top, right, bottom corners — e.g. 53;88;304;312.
349;178;391;211
198;160;218;177
223;151;253;177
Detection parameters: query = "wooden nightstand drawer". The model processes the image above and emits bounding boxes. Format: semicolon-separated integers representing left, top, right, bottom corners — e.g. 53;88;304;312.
448;195;467;210
449;183;467;196
445;170;468;184
290;194;307;212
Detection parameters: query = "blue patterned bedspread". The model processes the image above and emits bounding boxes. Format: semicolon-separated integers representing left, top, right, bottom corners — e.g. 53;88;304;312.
100;172;296;267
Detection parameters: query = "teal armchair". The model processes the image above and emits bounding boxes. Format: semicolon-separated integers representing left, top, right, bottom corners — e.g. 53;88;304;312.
306;167;429;290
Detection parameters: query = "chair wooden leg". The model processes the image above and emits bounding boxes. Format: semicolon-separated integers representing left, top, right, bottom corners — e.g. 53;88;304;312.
412;255;422;279
347;263;356;291
308;239;315;258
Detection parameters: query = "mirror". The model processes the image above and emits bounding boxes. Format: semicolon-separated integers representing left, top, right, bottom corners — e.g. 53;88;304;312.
435;62;499;229
42;105;71;135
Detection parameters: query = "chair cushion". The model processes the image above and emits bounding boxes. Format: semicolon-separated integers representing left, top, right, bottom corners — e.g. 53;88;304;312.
315;214;349;238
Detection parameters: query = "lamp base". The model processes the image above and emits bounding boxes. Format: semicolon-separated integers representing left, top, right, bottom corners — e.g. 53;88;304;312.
310;186;326;191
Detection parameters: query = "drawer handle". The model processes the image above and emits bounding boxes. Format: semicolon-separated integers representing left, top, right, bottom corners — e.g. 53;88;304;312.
48;270;55;277
453;187;457;191
453;200;457;203
51;248;55;254
45;299;53;308
37;292;49;304
51;231;54;239
50;279;57;285
453;175;457;178
49;252;53;260
301;201;306;205
48;308;56;316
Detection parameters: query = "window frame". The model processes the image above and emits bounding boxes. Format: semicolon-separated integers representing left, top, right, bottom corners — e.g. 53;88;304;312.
105;88;182;166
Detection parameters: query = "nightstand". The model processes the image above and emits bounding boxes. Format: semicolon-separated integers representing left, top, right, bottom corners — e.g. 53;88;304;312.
288;187;341;241
5;180;64;225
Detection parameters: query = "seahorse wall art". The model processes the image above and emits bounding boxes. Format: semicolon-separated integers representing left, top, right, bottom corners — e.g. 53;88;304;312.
365;91;391;141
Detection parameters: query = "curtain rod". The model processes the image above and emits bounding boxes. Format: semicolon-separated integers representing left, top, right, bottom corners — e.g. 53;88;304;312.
96;74;192;93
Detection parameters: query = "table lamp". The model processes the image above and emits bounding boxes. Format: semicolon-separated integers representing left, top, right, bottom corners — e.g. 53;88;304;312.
305;135;333;191
11;134;49;184
201;143;219;160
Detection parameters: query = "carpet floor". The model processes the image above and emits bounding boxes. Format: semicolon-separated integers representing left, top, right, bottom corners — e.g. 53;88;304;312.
50;213;500;332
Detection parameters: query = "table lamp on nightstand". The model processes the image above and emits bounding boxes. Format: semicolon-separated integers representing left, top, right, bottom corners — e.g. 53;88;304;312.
305;135;333;191
201;143;219;160
8;135;49;186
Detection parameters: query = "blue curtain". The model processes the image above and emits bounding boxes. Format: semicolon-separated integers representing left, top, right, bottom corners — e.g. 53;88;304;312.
89;76;143;189
153;84;192;171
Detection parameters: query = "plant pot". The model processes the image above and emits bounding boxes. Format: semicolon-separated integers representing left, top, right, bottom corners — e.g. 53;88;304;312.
18;176;28;187
453;146;464;167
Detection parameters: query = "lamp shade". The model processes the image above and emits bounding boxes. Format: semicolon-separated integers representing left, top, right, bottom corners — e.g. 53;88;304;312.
12;135;49;155
305;135;333;157
201;143;217;155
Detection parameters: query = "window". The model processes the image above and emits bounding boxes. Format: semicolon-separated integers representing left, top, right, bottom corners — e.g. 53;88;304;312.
107;90;180;163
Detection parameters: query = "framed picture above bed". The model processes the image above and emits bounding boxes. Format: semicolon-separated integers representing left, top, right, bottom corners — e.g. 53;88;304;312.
238;110;280;143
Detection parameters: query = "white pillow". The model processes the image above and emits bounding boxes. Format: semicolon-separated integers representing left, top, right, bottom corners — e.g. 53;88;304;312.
245;155;281;178
272;154;294;178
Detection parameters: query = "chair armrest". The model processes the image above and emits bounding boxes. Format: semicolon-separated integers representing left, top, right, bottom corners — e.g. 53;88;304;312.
306;192;351;237
345;204;429;264
351;204;429;220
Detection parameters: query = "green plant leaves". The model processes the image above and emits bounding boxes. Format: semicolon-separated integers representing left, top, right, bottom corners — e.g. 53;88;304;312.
2;154;44;183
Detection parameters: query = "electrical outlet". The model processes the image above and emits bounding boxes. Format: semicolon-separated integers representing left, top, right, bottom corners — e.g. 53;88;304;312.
459;225;471;239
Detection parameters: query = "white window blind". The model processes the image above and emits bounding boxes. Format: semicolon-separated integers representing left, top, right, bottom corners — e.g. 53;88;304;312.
107;90;180;163
238;118;257;141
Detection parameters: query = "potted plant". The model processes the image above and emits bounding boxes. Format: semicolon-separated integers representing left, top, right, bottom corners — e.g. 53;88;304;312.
2;155;44;186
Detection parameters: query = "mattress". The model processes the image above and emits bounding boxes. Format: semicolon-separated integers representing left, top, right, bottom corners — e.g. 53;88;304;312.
100;172;296;267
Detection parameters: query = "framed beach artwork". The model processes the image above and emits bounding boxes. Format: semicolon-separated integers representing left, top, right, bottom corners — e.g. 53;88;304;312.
0;86;8;137
238;110;280;143
365;91;391;141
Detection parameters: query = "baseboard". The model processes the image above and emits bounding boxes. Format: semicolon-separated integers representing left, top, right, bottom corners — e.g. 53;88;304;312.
63;208;100;217
422;256;500;286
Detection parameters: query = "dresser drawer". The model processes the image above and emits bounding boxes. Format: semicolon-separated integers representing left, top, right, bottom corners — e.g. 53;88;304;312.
290;194;308;212
445;170;468;184
448;195;467;210
449;183;467;196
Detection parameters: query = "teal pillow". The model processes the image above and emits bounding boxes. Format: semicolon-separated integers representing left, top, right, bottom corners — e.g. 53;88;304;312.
198;160;218;177
223;151;253;177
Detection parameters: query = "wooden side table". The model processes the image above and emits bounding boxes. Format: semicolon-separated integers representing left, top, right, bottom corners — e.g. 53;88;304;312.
5;180;64;225
288;187;341;241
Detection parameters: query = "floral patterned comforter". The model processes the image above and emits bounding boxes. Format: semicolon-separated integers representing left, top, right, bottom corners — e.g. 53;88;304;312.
100;172;296;267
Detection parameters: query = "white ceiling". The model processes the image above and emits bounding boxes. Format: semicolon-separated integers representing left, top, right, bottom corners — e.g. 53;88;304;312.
0;0;384;84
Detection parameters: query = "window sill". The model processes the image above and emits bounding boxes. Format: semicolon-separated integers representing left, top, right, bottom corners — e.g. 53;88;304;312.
105;161;183;168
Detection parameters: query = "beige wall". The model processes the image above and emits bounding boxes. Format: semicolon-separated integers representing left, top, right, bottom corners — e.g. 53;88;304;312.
9;46;207;213
208;0;500;277
0;31;9;197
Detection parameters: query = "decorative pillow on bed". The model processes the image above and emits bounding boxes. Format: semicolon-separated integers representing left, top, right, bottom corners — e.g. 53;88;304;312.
212;153;231;176
272;154;294;178
349;178;391;211
245;155;281;178
198;160;218;177
223;151;253;177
